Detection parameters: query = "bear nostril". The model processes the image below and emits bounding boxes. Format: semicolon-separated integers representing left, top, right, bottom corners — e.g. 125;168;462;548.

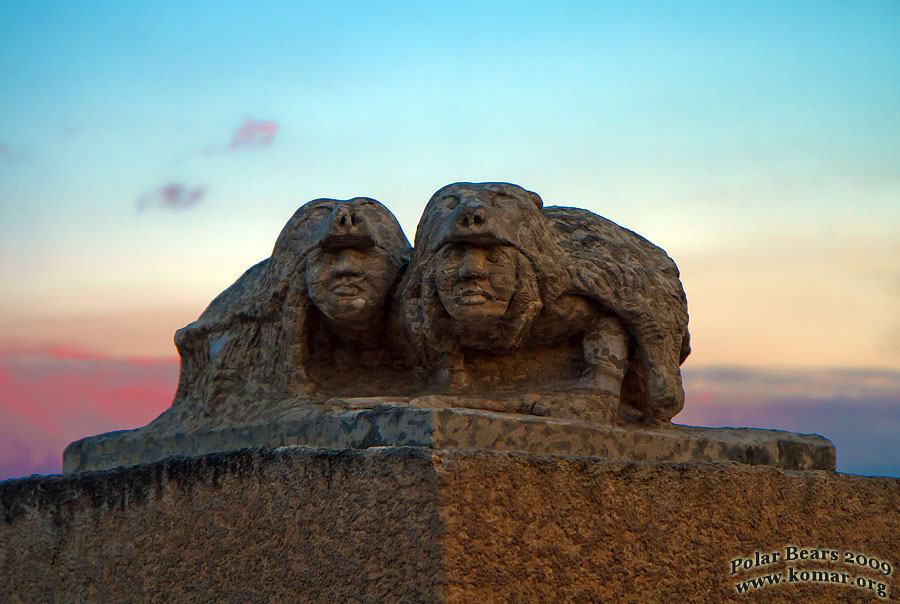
456;204;488;230
339;214;349;227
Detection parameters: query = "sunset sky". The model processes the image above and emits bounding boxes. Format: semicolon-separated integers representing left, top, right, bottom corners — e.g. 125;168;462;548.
1;1;898;480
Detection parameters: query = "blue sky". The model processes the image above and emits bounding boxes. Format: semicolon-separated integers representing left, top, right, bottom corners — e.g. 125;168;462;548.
1;0;897;361
0;1;898;477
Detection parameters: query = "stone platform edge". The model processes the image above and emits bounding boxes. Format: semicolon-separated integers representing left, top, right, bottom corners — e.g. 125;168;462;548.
63;402;835;473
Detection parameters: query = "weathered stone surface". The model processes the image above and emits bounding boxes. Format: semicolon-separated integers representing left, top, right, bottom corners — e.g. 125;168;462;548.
161;196;417;436
63;182;834;475
3;448;443;604
64;401;835;473
131;182;693;443
5;447;898;603
401;182;690;422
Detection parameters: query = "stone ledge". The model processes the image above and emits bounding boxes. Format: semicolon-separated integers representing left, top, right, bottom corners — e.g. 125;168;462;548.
63;401;835;473
3;446;898;603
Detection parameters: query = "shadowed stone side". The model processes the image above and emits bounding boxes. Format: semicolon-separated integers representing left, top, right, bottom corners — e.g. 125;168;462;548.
5;447;897;603
2;447;444;604
64;402;835;474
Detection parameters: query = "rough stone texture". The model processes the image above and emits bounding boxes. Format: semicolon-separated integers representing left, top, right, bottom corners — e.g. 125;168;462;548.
63;182;832;479
401;182;690;422
4;448;445;604
4;447;898;603
134;182;692;449
435;449;899;604
159;196;417;438
63;401;835;473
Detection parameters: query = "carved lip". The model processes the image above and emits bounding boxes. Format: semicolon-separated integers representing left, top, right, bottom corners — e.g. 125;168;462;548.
330;280;363;296
457;289;491;305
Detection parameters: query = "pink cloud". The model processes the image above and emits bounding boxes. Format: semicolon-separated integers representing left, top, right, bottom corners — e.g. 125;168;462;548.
0;345;177;480
175;116;281;159
229;117;278;149
138;182;206;211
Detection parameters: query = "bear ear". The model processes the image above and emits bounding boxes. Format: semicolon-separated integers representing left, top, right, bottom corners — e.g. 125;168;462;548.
526;190;543;210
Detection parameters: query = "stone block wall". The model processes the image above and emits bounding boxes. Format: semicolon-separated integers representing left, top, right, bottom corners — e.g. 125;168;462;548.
2;447;898;603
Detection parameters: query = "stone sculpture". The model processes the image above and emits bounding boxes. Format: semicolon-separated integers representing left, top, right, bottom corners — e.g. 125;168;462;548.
163;182;689;426
63;181;835;474
151;196;414;432
401;182;689;422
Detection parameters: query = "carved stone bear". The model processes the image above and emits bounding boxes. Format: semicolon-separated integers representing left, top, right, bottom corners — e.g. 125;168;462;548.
156;197;414;431
400;182;690;423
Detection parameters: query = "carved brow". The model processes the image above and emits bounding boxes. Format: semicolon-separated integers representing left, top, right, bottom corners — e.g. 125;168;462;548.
307;202;335;213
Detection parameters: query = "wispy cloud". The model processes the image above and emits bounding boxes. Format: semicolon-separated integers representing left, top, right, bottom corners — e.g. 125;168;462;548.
138;182;206;211
229;117;278;149
172;116;280;163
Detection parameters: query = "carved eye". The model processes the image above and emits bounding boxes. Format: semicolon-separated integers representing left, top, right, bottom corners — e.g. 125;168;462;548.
486;247;499;262
443;195;459;210
304;205;333;226
490;193;510;207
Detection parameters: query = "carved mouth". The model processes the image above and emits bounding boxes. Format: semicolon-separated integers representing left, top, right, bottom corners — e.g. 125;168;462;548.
457;289;491;305
331;280;363;296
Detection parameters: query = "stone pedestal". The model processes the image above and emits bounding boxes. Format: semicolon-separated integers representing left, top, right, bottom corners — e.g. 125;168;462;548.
63;401;835;473
3;446;897;603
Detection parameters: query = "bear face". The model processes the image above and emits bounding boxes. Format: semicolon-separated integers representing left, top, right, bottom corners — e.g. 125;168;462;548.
272;197;410;274
414;182;546;256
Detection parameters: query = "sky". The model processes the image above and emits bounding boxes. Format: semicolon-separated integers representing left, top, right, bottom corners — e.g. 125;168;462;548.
1;1;898;480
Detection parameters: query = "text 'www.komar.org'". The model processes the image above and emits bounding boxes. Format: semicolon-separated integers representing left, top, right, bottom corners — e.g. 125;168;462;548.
730;546;893;600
